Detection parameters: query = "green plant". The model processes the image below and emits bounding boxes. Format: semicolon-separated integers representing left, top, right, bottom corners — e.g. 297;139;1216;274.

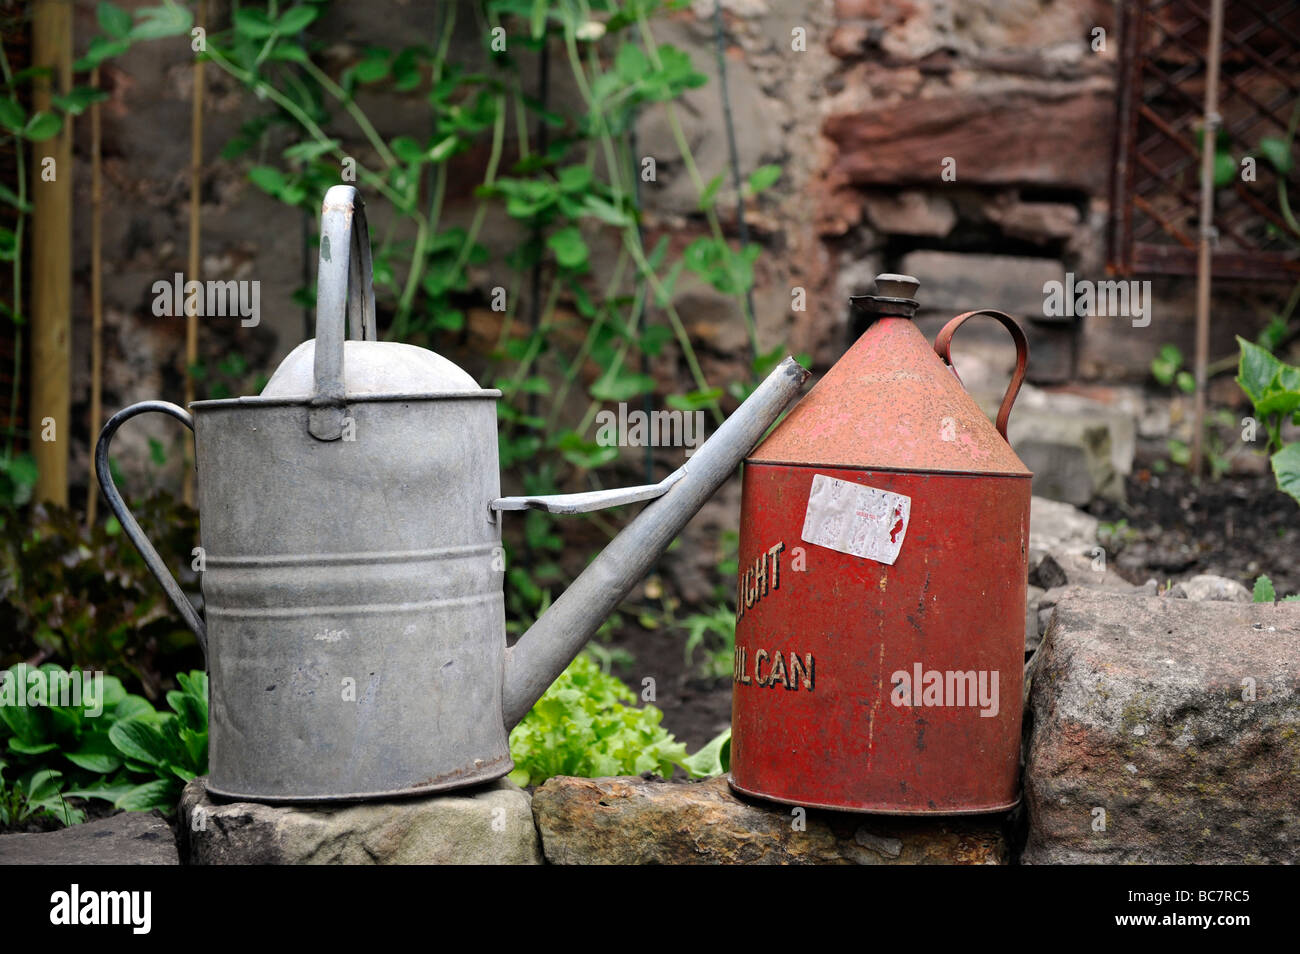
680;603;734;680
78;1;786;633
1236;336;1300;505
0;17;123;475
1151;344;1195;394
508;651;721;787
104;670;208;810
0;662;207;821
1151;346;1238;478
0;759;83;827
1097;518;1139;551
1251;575;1300;603
0;499;203;695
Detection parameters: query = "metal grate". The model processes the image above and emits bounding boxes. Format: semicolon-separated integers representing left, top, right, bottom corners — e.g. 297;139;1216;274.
1110;0;1300;279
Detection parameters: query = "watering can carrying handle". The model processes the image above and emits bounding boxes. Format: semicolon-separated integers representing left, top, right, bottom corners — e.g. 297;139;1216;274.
95;401;208;655
310;184;378;441
933;310;1029;442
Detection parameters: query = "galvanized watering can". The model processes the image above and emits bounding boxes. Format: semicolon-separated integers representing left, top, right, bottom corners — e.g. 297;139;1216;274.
98;186;809;802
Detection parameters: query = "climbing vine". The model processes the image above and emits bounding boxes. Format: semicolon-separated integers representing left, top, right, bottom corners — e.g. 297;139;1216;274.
76;0;782;638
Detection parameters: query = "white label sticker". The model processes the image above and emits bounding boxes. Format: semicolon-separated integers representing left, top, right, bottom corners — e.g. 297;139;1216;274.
800;475;911;565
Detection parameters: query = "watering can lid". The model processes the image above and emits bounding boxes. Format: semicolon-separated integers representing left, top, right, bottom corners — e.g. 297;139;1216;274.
260;338;484;399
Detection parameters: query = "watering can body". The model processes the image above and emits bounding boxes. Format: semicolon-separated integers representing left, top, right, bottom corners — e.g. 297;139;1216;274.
98;186;809;802
728;275;1032;814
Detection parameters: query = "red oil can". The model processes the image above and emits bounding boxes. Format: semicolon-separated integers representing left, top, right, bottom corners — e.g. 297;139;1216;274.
729;274;1031;814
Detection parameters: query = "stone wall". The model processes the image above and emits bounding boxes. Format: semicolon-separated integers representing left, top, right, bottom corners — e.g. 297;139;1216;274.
60;1;1290;549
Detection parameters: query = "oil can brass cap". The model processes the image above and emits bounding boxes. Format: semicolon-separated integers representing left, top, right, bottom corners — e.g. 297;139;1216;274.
850;272;920;320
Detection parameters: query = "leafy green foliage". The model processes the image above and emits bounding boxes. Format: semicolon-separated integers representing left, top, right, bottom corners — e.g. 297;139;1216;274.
1252;574;1300;603
507;652;735;787
1150;343;1195;393
0;499;204;694
0;662;206;822
681;604;735;681
1236;336;1300;505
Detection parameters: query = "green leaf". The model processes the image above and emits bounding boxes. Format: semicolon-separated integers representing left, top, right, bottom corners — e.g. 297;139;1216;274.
665;388;722;411
282;139;338;163
590;369;656;402
530;0;549;39
579;193;632;227
268;44;309;63
698;173;722;211
390;135;424;164
97;2;134;39
353;49;391;84
1237;336;1282;405
8;738;58;756
22;112;62;142
52;87;108;116
66;733;124;774
130;3;193;41
747;164;781;194
112;695;156;722
678;727;731;777
557;164;593;193
0;99;24;133
276;5;321;34
109;715;182;769
1252;574;1276;603
1213;150;1237;188
74;35;131;71
1271;443;1300;507
115;778;178;812
248;165;287;198
1259;136;1293;174
232;7;276;39
547;227;589;270
615;43;648;83
427;135;458;164
63;776;139;805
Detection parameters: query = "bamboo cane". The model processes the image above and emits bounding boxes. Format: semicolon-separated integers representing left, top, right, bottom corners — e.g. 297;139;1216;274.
183;0;206;505
87;65;102;524
1191;0;1225;480
30;0;71;506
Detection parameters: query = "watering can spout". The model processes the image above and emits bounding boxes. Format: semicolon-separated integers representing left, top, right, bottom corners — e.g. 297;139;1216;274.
500;357;810;728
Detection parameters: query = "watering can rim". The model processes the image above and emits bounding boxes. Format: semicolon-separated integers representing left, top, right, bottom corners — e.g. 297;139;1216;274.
187;388;504;410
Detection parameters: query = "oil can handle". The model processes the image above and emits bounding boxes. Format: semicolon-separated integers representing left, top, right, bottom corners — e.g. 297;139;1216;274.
310;184;377;441
95;401;207;656
933;310;1029;441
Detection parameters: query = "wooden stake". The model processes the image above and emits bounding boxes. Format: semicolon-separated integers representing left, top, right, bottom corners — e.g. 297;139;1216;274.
87;65;102;524
1191;0;1225;480
29;0;72;506
183;0;206;505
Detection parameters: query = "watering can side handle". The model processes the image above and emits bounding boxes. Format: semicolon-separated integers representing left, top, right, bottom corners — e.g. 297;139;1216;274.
933;310;1029;442
490;467;687;514
95;401;207;655
310;185;378;441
